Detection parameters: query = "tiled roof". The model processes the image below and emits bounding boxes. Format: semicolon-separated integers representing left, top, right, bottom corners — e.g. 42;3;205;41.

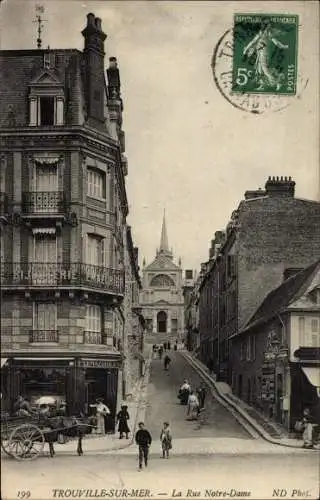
241;259;320;333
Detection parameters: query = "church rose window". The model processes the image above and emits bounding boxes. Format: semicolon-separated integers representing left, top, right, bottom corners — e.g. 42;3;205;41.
150;274;175;287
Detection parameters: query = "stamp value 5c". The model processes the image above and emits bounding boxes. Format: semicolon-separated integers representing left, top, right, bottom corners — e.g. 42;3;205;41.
232;14;298;95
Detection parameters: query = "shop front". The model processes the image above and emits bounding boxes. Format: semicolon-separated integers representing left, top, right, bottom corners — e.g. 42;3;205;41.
2;355;122;430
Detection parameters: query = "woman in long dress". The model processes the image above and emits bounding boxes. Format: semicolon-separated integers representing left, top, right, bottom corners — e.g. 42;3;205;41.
160;422;172;459
187;391;200;420
116;404;130;439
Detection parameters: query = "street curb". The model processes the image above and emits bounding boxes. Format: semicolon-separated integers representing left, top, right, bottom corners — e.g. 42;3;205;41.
181;351;313;450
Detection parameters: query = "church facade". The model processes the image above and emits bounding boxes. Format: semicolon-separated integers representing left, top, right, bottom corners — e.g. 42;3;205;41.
140;213;185;343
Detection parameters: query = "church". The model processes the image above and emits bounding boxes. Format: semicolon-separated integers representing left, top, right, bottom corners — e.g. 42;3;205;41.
140;212;185;343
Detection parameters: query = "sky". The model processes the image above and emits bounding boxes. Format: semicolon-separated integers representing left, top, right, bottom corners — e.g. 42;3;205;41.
0;0;319;272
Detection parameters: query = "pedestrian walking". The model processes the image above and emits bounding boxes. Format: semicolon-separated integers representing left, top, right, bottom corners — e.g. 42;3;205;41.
167;341;171;350
196;382;207;411
135;422;152;470
160;422;172;459
187;391;200;420
164;354;171;371
163;342;167;351
116;404;130;439
158;346;163;360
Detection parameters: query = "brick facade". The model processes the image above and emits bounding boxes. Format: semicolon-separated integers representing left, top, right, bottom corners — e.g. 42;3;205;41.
197;178;320;384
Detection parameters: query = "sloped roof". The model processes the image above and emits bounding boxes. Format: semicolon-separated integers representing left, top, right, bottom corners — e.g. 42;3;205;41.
241;259;320;333
144;253;180;271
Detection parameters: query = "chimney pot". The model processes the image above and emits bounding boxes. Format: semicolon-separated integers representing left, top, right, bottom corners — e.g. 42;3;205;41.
265;176;296;197
95;17;102;30
87;13;95;26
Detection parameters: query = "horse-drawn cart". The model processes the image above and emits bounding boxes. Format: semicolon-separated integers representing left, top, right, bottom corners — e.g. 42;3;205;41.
1;413;46;460
1;411;96;460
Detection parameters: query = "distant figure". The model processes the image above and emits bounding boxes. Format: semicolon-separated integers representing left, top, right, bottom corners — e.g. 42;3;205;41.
174;341;178;351
158;346;163;360
135;422;152;470
207;358;214;374
178;379;191;405
196;383;207;411
164;354;171;371
163;342;167;351
167;341;171;350
187;391;200;420
117;404;130;439
160;422;172;459
302;408;316;448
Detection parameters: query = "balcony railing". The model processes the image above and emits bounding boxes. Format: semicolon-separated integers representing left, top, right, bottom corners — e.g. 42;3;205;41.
83;331;102;345
1;263;124;295
22;191;66;214
29;330;59;343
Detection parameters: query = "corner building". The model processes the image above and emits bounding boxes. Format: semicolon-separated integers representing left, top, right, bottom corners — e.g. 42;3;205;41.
0;14;130;421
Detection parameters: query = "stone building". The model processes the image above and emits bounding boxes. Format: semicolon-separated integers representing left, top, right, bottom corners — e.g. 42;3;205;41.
122;225;145;399
231;261;320;430
198;177;320;384
0;14;133;424
140;212;184;344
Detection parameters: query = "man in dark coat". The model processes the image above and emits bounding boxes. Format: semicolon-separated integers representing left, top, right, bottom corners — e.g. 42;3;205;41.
116;404;130;439
135;422;152;470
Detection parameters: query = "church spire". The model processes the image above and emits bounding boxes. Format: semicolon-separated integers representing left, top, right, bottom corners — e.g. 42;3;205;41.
158;209;173;259
160;209;169;253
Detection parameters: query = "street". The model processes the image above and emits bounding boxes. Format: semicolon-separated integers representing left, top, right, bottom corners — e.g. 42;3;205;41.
2;352;319;500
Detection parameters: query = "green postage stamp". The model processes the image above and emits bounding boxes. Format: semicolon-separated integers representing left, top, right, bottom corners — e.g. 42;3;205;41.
232;13;298;95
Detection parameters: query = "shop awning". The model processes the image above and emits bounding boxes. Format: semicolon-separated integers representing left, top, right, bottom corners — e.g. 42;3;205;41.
302;366;320;388
13;357;75;361
1;358;8;368
32;228;56;235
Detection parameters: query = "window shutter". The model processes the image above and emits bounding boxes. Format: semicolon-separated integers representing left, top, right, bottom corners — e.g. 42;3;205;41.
100;238;105;267
83;233;88;264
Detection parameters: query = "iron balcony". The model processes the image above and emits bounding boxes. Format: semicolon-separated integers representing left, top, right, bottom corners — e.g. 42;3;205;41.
29;330;59;343
1;262;125;295
21;191;67;216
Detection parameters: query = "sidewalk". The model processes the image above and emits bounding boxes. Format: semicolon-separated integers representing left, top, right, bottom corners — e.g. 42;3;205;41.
182;350;320;451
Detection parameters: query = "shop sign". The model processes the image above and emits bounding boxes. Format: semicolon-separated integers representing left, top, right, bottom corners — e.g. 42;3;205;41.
79;359;121;369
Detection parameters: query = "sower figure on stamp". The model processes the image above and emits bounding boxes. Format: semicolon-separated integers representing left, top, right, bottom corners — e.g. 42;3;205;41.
135;422;152;470
243;21;289;91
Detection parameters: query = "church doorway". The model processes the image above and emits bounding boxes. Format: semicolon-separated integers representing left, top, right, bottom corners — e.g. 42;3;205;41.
157;311;167;333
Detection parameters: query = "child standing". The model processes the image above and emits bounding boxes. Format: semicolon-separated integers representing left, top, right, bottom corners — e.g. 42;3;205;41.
160;422;172;459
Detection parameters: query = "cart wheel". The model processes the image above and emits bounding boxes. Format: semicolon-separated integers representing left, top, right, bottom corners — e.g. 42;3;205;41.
9;424;45;461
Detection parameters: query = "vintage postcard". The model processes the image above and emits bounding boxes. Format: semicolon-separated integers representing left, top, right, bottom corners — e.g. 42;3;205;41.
0;1;319;500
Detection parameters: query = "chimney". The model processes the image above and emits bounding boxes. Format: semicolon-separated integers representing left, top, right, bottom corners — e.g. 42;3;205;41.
265;176;295;197
283;267;303;281
107;57;121;100
244;188;266;200
82;13;107;122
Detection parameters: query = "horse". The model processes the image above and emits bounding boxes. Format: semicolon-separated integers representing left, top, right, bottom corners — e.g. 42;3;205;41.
39;413;97;457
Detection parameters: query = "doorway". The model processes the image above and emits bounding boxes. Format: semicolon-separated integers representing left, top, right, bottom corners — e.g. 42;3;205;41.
157;311;167;333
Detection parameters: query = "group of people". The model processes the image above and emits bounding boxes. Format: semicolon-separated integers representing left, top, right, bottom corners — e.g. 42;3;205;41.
135;421;172;470
178;379;206;420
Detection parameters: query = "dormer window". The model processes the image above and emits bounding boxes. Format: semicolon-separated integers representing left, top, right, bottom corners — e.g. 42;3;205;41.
29;69;64;127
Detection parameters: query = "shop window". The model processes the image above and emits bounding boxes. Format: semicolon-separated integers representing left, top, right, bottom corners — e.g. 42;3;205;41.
87;167;106;199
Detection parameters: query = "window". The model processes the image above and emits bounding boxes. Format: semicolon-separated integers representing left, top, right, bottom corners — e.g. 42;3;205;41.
40;97;55;125
87;168;106;199
86;235;105;267
33;302;57;340
240;341;246;360
298;317;305;345
86;305;102;332
150;274;175;287
35;163;58;192
246;336;252;361
311;318;319;347
311;319;319;333
34;234;57;263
